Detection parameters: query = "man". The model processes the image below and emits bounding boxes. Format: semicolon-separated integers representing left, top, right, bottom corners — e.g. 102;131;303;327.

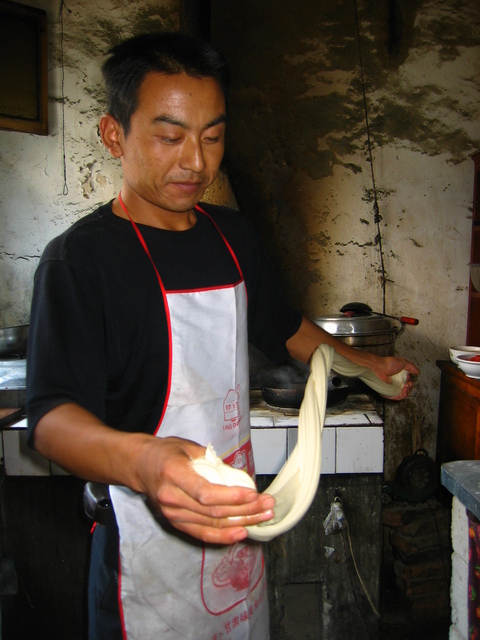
26;31;418;640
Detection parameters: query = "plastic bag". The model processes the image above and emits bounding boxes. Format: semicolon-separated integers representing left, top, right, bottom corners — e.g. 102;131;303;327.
323;499;347;535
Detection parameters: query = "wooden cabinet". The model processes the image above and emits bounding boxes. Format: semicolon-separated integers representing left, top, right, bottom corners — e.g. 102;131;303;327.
436;157;480;465
467;151;480;345
436;360;480;464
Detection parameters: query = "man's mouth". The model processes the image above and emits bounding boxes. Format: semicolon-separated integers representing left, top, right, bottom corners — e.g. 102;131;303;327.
170;181;204;194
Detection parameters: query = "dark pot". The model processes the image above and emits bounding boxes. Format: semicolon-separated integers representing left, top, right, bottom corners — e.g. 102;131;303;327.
0;326;29;358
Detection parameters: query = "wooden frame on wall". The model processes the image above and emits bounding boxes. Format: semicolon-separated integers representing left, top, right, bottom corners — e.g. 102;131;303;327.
0;0;48;135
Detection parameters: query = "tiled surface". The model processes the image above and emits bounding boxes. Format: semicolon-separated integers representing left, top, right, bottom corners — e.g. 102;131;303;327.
336;426;384;474
2;429;50;476
250;428;288;475
251;392;384;475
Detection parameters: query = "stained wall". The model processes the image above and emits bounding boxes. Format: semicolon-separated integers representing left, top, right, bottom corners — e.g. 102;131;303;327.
0;0;479;477
0;0;179;322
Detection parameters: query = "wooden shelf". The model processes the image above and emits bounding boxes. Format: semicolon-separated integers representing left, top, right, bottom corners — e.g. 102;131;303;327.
436;360;480;464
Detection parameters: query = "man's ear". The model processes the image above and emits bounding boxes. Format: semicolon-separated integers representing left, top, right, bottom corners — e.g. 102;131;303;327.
99;114;124;158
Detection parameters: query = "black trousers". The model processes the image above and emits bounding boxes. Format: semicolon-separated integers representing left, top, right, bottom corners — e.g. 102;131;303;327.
88;513;123;640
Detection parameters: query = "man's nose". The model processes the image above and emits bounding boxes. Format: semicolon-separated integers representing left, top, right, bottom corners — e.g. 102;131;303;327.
179;138;206;172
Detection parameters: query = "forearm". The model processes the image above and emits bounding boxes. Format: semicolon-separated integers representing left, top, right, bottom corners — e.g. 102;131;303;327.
287;315;419;400
33;402;158;491
286;316;378;368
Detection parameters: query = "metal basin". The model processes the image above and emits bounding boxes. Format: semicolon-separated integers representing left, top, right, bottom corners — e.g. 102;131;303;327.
0;325;29;358
313;313;402;355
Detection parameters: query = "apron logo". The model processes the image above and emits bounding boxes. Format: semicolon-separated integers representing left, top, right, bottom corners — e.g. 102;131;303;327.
201;541;264;615
223;387;240;430
232;449;247;470
212;543;255;591
223;442;255;478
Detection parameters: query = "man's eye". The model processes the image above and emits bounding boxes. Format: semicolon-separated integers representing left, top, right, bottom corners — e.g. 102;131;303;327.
162;137;180;144
203;135;221;144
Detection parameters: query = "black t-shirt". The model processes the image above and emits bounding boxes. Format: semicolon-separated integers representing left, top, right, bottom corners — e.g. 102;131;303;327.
26;202;301;445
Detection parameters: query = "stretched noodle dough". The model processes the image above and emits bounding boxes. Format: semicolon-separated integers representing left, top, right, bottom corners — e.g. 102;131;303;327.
192;344;408;542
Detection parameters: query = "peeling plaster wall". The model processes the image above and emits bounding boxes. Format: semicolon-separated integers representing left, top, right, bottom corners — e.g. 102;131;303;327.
211;0;480;476
0;0;237;328
0;0;179;324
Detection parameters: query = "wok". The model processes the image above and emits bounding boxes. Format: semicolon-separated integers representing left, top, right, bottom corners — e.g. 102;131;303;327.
262;377;349;409
0;325;29;358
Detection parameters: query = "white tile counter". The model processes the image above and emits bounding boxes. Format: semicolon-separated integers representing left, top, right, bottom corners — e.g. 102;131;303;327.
0;418;68;476
0;392;384;476
250;391;384;475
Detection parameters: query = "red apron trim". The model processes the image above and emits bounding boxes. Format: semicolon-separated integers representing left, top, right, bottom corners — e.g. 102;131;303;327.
194;204;246;289
166;280;243;295
117;550;128;640
118;192;173;434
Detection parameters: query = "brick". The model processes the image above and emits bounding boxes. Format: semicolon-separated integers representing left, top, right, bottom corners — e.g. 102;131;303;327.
390;529;451;560
396;575;450;597
394;558;450;582
395;509;451;538
382;502;427;527
400;590;451;622
381;499;447;528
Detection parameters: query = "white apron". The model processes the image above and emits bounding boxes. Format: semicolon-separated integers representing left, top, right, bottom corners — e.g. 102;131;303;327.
109;203;269;640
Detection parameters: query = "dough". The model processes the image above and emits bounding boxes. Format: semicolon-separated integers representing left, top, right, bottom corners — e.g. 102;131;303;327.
192;443;256;489
192;345;408;542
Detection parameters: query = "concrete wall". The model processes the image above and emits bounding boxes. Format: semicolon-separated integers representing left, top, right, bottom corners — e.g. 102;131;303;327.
0;0;479;477
0;0;179;323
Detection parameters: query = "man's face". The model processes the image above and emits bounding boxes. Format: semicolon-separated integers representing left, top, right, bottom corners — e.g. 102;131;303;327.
114;72;226;220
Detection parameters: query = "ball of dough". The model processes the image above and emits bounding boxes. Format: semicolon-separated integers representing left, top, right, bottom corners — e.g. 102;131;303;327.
191;444;256;490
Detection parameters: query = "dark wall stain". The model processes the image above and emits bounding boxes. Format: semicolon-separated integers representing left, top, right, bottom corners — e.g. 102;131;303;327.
211;0;480;306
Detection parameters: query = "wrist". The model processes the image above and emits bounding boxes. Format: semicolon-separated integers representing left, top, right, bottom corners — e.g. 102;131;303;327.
125;432;160;494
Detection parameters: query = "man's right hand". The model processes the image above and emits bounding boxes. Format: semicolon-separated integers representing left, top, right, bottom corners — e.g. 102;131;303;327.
34;404;274;545
137;436;275;544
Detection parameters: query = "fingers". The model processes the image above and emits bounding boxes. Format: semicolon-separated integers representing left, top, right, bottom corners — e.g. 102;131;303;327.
385;356;419;377
376;354;419;401
384;371;416;401
404;360;420;376
156;475;276;537
174;521;249;545
395;359;419;399
158;480;275;519
161;499;275;544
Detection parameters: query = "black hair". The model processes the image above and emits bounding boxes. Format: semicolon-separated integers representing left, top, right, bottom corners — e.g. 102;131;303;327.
101;31;230;134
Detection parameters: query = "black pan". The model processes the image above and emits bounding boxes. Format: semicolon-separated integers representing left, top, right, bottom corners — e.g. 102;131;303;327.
0;325;29;358
261;377;349;409
261;384;305;409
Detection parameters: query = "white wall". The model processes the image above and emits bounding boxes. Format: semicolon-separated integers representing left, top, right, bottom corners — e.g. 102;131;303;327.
0;0;178;324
